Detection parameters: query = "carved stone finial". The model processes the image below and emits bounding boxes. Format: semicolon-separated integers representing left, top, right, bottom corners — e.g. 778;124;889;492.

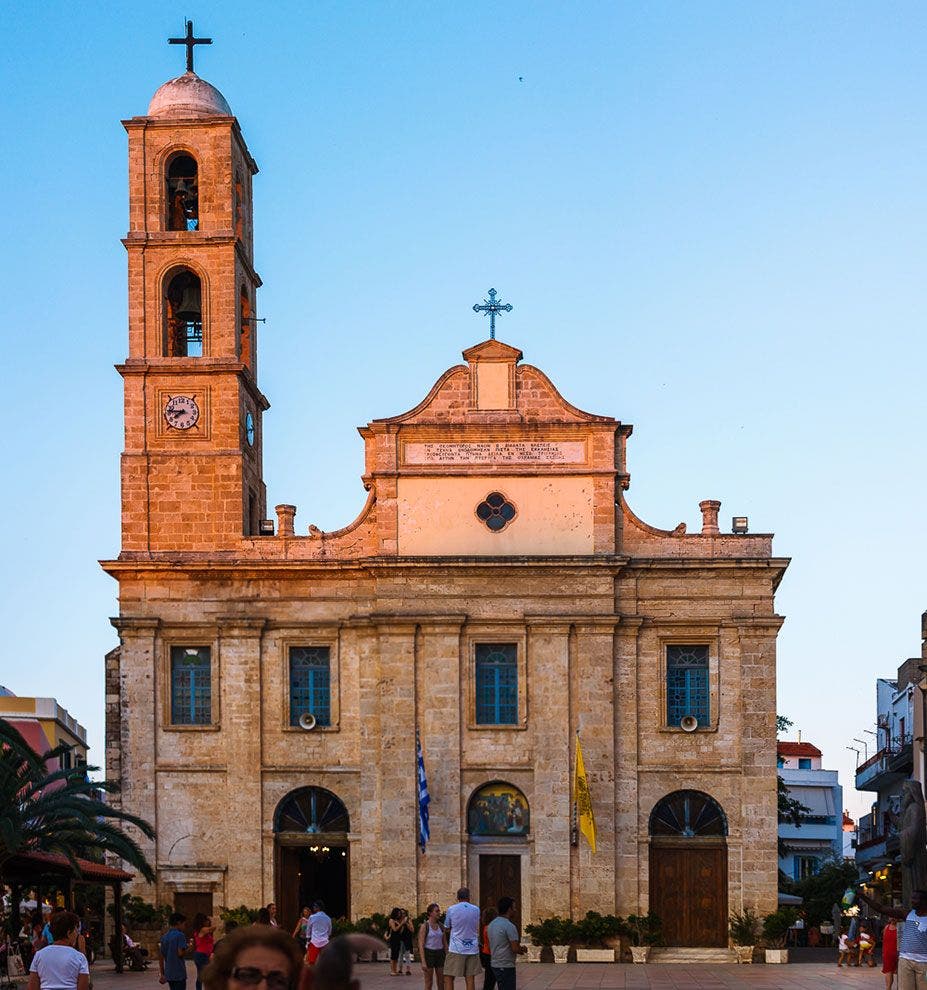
699;500;721;535
672;522;687;536
275;504;296;538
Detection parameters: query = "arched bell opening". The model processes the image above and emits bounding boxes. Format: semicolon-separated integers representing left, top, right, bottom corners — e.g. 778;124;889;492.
166;153;199;231
163;269;203;357
648;790;728;948
273;787;350;931
239;285;253;369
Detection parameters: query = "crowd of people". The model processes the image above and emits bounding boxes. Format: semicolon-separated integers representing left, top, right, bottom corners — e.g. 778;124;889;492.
14;887;528;990
145;887;528;990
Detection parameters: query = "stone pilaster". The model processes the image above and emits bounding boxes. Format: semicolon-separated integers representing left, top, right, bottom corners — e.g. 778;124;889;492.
614;617;642;913
110;616;160;902
734;617;783;914
572;619;619;913
415;619;466;907
526;619;572;918
218;617;266;907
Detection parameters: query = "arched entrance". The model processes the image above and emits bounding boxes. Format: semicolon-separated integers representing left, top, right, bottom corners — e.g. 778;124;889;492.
467;782;529;928
648;790;728;947
274;787;350;929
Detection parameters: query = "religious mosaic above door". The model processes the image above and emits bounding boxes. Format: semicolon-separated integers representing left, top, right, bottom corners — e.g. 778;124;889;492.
467;782;529;836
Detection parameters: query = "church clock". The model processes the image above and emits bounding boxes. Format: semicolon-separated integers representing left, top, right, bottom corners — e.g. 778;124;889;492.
164;394;200;430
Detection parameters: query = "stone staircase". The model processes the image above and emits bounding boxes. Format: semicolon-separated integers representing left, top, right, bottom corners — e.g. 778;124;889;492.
648;947;738;964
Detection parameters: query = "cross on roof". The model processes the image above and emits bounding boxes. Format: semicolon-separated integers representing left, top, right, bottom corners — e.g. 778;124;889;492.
472;288;513;340
169;20;212;73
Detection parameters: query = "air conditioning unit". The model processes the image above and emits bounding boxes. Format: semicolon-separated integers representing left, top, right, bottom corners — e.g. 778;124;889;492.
680;715;699;733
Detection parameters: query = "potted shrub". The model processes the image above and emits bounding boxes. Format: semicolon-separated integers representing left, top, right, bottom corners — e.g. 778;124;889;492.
551;918;573;964
524;917;573;963
762;908;797;964
574;912;622;962
353;914;390;960
729;908;760;964
626;913;662;964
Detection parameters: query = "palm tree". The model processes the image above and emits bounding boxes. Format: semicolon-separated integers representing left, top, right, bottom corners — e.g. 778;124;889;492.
0;717;155;882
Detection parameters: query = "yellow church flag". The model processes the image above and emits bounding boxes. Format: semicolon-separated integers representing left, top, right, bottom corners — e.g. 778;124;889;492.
574;732;596;854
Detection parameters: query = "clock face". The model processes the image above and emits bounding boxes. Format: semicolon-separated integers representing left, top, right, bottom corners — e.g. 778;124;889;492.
164;394;200;430
245;411;255;446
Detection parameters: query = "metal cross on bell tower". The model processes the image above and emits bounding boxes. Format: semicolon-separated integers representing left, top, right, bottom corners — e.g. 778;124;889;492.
472;288;513;340
169;20;212;73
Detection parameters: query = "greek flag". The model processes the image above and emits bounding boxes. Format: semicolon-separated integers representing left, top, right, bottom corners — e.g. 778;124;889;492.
416;732;430;853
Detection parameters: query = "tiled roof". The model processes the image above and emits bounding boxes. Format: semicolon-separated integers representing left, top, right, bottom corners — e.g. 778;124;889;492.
777;741;822;758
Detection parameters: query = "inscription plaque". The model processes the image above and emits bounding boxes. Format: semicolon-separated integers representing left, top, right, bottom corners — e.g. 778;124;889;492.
404;440;586;465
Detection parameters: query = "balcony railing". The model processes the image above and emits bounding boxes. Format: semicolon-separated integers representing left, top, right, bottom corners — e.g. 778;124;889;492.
855;738;913;790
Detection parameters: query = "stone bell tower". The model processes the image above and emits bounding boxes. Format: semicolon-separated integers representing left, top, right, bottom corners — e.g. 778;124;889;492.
119;35;268;553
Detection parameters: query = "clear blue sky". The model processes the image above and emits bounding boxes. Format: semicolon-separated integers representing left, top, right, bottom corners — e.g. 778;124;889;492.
2;2;925;820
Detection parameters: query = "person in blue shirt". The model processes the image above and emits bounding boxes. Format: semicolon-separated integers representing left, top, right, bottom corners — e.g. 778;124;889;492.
159;912;189;990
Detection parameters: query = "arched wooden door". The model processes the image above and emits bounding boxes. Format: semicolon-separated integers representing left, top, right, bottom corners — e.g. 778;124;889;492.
648;791;728;947
273;787;350;930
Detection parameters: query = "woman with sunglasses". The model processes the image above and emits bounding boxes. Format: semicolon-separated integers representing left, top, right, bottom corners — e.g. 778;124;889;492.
201;925;304;990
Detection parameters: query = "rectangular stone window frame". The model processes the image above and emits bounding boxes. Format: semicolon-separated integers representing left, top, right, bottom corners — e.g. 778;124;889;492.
161;629;221;732
280;630;341;733
658;632;720;733
466;629;527;732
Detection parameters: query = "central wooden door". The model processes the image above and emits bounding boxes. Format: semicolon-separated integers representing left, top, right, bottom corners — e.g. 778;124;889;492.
479;854;521;927
649;842;727;947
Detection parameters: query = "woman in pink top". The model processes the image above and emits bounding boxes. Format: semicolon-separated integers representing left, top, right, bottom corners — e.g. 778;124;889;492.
191;914;215;990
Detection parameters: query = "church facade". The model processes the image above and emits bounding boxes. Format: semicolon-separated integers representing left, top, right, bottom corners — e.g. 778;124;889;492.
103;60;788;948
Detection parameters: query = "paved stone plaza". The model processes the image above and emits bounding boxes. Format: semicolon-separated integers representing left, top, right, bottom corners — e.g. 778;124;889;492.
85;961;879;990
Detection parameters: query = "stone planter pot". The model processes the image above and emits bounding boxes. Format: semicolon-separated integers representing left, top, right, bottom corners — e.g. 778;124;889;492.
733;945;754;964
629;946;651;964
764;948;788;964
575;948;615;962
552;945;569;964
524;945;542;963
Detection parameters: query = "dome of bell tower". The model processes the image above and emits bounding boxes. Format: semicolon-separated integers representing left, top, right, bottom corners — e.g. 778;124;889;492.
147;71;232;118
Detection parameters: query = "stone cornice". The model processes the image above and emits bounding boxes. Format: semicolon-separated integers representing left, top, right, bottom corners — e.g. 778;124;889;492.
625;557;790;572
525;615;620;632
101;555;631;580
115;360;270;411
110;616;160;634
217;617;267;637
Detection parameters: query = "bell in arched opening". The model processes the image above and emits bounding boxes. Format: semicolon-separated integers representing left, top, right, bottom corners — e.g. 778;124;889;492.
164;270;203;357
166;153;199;231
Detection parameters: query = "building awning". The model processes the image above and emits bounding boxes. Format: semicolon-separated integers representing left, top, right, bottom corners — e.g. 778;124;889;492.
7;718;52;756
2;851;133;884
796;786;836;817
783;838;836;852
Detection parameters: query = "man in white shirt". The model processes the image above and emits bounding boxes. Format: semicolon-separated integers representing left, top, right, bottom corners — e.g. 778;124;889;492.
28;911;89;990
306;900;333;965
443;887;481;990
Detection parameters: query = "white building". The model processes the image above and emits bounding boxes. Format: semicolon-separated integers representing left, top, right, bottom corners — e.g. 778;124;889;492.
777;741;843;880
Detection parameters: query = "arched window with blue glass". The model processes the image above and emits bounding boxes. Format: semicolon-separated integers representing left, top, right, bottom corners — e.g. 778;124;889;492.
475;643;518;725
170;646;211;725
666;644;709;727
289;646;331;727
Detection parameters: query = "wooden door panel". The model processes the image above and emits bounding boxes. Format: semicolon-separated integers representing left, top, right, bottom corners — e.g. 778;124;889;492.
174;892;213;924
650;847;687;946
479;855;522;927
650;843;727;947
